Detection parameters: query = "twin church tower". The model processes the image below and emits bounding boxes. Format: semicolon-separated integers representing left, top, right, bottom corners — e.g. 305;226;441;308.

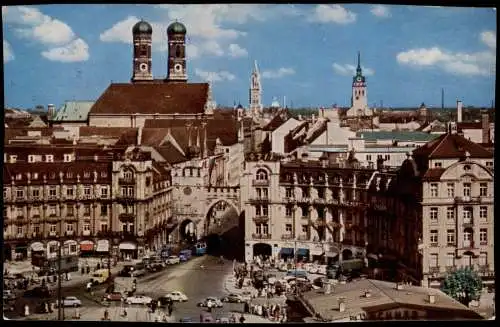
131;20;187;83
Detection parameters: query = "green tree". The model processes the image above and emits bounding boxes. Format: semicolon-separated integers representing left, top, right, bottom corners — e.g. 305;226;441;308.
441;267;483;307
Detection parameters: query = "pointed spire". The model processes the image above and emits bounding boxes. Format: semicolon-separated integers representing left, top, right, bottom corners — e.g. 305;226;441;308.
254;60;259;73
357;51;361;69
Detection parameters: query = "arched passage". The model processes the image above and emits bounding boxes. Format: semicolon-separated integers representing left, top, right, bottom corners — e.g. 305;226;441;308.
253;243;272;258
205;200;239;236
342;249;353;261
179;219;197;244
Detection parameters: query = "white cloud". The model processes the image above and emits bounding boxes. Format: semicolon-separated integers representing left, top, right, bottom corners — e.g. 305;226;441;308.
3;6;89;62
41;38;89;63
262;67;295;79
396;38;496;77
480;30;496;50
370;5;391;18
308;5;356;24
100;16;140;43
332;63;375;76
4;40;14;63
195;69;236;83
228;43;248;58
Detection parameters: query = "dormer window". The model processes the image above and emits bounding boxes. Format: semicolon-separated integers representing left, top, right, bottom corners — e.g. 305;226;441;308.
28;155;36;163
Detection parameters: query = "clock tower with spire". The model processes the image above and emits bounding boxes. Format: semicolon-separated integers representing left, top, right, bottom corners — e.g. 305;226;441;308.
249;60;263;117
351;51;368;113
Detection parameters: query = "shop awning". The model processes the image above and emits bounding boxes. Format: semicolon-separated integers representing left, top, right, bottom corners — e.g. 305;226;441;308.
97;240;110;252
119;242;137;251
296;248;309;256
64;240;77;246
310;249;324;256
280;248;294;255
31;242;44;252
326;251;338;258
80;241;95;252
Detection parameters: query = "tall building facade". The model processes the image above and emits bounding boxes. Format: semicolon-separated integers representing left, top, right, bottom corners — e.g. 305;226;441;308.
3;145;173;261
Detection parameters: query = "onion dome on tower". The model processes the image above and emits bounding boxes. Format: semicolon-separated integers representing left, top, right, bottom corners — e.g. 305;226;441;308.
167;21;187;35
166;21;188;82
131;19;153;82
132;20;153;34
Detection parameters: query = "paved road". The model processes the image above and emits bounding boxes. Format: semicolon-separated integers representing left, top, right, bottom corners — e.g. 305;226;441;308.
7;255;244;322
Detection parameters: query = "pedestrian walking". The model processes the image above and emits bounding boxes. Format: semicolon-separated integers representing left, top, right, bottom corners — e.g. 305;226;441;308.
239;314;246;323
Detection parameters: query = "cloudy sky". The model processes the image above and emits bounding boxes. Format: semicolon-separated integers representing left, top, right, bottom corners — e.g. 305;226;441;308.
2;4;496;109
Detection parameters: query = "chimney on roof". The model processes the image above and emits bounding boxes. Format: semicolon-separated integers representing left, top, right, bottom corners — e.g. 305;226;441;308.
312;114;316;124
338;298;346;312
47;104;55;120
457;100;463;123
428;294;436;304
481;110;490;143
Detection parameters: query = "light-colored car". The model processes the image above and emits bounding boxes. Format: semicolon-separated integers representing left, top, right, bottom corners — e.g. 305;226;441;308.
165;256;181;265
317;265;327;275
197;297;223;308
165;291;188;302
57;296;82;307
126;295;153;305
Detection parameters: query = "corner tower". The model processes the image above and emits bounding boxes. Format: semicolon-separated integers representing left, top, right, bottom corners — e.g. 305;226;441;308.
351;51;368;112
249;60;263;115
131;20;153;82
166;21;187;82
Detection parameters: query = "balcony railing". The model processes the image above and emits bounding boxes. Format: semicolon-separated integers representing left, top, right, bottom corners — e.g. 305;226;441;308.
119;213;135;222
297;234;310;241
252;180;270;186
249;197;270;204
297;197;311;203
429;266;440;274
462;218;473;227
281;234;294;240
117;194;136;201
454;196;480;204
252;233;271;239
252;216;269;223
313;198;326;205
462;240;475;249
119;178;136;185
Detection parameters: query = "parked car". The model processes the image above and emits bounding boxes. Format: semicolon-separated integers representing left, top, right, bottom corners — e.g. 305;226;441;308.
164;291;188;302
103;292;123;302
222;293;251;303
24;286;52;298
165;256;181;265
197;297;223;308
3;290;16;301
126;295;153;305
179;317;194;323
56;296;82;307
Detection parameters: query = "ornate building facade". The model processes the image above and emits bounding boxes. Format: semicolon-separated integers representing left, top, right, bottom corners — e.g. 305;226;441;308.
3;144;173;261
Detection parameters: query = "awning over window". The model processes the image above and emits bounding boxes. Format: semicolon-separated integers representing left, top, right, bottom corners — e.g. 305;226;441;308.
310;249;324;256
326;251;338;258
296;248;309;256
80;240;95;252
31;242;44;252
97;240;110;252
119;242;137;251
64;240;77;246
280;248;294;255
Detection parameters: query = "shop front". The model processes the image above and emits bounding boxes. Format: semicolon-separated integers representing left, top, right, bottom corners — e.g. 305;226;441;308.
310;248;325;264
79;240;95;257
47;241;60;259
64;240;79;256
30;242;45;257
14;243;29;261
119;242;137;260
96;240;110;257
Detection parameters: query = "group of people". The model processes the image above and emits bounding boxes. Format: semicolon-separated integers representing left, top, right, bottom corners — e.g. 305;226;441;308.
248;303;287;323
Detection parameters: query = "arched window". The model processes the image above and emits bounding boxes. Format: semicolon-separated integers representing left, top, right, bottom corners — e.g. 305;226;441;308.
256;169;268;180
124;169;134;180
176;45;182;58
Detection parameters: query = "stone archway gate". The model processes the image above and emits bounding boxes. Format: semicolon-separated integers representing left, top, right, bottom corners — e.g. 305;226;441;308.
203;186;241;236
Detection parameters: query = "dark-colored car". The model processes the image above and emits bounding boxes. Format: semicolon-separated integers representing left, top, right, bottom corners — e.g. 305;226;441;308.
156;296;174;307
24;286;52;298
103;292;123;302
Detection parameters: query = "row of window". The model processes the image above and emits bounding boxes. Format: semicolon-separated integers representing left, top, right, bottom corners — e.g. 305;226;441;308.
9;170;108;181
6;186;109;199
5;222;140;236
365;154;391;161
429;206;488;221
5;203;109;217
429;182;489;198
428;252;488;268
284;187;361;200
429;229;488;245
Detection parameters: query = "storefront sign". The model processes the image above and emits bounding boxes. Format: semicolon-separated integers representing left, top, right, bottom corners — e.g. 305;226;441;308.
97;240;110;252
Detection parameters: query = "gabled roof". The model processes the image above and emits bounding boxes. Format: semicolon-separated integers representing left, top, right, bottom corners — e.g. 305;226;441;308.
28;115;48;128
154;143;187;164
413;132;493;159
89;82;208;115
422;168;446;181
53;101;95;121
262;113;288;131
